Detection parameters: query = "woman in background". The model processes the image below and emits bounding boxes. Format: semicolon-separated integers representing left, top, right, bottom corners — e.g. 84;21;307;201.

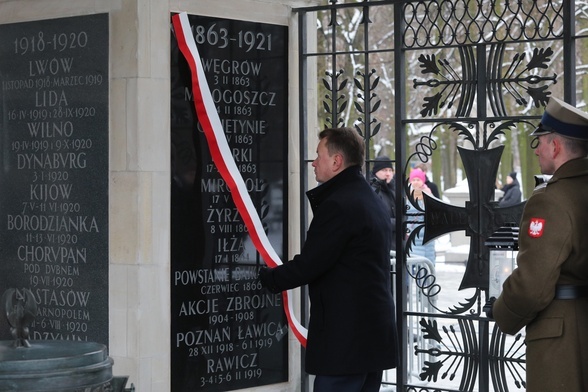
406;168;435;262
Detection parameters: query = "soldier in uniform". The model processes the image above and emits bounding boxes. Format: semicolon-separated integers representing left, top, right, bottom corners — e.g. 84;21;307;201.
487;98;588;391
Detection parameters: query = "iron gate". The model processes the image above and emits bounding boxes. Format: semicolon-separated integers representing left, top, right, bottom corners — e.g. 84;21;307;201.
294;1;588;391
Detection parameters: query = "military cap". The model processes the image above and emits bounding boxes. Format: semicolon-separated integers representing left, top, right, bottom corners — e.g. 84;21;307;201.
532;97;588;140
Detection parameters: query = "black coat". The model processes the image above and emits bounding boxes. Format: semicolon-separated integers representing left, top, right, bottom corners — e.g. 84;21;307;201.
370;176;397;250
264;166;398;375
498;180;522;207
425;177;440;199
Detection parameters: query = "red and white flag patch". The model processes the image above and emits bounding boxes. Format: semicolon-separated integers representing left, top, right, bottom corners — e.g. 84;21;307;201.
528;218;545;238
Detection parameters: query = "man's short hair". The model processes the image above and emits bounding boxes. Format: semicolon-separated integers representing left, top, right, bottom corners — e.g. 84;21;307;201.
555;133;588;157
319;127;365;167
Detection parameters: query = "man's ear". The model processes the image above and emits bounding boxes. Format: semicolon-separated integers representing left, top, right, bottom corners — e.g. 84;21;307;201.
551;137;562;159
332;153;344;172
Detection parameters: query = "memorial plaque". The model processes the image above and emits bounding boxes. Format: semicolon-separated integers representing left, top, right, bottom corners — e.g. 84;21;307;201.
171;14;289;391
0;14;109;345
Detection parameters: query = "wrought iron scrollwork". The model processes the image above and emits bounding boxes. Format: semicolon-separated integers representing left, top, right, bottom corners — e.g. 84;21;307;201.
403;0;564;48
488;44;556;116
489;323;527;390
415;318;479;389
321;67;384;135
298;1;571;390
322;69;348;128
412;317;526;391
414;44;557;119
353;69;382;137
414;48;476;117
404;122;528;312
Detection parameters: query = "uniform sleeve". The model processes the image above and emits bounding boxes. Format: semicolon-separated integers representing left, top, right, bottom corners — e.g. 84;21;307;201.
266;199;351;291
493;191;572;334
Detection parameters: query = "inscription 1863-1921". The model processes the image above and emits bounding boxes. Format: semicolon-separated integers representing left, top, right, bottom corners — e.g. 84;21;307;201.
171;14;289;392
0;14;109;345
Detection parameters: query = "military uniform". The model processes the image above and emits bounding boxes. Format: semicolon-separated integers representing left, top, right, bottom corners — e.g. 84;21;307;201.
493;98;588;392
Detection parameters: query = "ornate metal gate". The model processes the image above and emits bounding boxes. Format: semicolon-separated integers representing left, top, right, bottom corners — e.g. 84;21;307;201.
294;1;588;391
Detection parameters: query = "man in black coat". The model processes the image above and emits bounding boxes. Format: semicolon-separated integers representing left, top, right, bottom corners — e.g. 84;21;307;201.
259;127;398;392
498;171;522;207
370;156;397;250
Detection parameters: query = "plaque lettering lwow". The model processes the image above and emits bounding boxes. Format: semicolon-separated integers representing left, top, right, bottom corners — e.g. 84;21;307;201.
170;14;289;391
0;14;109;346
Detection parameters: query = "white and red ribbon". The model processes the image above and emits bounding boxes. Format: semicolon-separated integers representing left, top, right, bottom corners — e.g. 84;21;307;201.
172;12;307;347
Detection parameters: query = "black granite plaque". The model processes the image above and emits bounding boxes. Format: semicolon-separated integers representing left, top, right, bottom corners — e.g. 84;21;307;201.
171;14;289;392
0;14;109;345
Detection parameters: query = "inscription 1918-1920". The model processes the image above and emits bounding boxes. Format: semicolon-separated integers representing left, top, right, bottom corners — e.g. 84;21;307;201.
171;14;289;392
0;14;109;345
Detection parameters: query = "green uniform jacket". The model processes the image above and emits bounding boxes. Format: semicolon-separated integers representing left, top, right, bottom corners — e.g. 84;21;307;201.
493;157;588;392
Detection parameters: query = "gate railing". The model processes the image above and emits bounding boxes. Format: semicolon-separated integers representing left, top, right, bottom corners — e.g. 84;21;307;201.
386;253;526;392
293;1;581;390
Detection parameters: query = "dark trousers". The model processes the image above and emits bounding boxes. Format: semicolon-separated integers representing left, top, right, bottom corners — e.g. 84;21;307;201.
313;371;383;392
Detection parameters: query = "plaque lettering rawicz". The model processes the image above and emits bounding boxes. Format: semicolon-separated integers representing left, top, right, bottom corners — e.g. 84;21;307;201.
171;14;289;392
0;14;109;345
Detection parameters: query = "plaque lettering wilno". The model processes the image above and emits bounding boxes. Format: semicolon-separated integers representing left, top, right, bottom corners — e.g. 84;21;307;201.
0;14;109;346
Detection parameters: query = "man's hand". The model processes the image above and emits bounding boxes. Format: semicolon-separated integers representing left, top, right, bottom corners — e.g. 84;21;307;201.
258;266;280;293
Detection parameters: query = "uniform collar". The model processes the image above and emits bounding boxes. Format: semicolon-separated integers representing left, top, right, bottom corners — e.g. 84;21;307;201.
549;157;588;184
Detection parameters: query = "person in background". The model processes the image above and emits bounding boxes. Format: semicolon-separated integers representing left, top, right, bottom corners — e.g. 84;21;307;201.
406;168;435;262
487;98;588;392
259;127;398;392
370;156;397;250
498;171;522;207
416;162;440;198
